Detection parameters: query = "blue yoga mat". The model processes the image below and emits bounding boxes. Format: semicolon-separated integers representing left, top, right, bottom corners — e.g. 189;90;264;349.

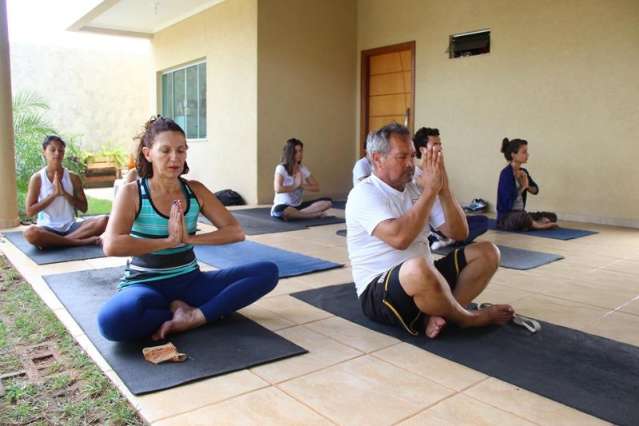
487;218;597;240
194;240;342;278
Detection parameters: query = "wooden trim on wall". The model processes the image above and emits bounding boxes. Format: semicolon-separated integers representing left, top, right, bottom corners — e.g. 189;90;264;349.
359;41;416;157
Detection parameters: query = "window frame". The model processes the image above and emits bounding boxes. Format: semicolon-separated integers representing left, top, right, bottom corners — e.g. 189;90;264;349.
161;59;207;142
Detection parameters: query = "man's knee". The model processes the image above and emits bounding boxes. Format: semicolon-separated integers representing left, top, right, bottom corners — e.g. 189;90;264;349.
470;241;500;267
400;257;445;296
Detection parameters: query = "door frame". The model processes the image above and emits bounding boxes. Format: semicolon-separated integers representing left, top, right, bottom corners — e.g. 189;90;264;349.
360;41;416;156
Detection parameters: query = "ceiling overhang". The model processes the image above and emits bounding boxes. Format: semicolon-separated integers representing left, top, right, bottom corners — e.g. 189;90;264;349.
68;0;224;39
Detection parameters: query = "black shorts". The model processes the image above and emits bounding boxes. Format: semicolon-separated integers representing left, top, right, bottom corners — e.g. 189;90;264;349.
359;248;468;335
271;197;333;219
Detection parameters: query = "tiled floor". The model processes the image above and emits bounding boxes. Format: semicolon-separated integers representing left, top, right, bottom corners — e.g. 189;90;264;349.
1;214;637;425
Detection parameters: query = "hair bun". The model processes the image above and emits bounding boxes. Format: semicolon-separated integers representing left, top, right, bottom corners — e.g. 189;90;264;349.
500;138;510;153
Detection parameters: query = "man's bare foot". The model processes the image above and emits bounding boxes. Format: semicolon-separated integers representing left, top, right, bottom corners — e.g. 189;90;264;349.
425;315;447;339
152;300;206;341
472;304;514;327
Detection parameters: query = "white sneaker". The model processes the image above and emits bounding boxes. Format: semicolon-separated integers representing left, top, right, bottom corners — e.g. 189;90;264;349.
431;238;454;251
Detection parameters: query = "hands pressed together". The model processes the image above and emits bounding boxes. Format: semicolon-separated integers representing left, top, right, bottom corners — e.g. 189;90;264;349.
168;200;189;247
417;146;450;196
516;170;530;192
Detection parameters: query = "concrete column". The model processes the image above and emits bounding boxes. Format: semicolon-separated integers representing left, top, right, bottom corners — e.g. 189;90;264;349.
0;0;18;228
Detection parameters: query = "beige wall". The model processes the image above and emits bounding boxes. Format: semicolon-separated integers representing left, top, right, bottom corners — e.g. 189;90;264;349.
152;0;259;202
358;0;639;227
257;0;357;203
10;39;152;152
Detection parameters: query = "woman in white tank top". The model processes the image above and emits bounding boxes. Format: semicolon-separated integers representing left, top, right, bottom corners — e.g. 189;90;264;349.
23;136;109;249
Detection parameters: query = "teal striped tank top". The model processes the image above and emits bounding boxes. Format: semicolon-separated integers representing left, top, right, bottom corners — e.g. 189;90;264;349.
119;177;201;289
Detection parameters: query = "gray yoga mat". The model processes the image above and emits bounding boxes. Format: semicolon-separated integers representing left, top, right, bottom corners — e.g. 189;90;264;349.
194;240;343;278
292;283;639;426
44;267;307;395
199;214;306;235
2;231;106;265
487;218;597;240
200;208;345;235
433;244;563;270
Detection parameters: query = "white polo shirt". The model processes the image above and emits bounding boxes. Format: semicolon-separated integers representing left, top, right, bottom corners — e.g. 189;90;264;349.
345;174;446;296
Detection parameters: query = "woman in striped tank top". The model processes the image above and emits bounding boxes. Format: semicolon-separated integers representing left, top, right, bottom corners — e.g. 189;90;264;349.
98;117;278;342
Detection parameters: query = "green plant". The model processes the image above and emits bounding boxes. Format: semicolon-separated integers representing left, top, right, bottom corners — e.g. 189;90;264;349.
12;92;55;193
85;142;128;168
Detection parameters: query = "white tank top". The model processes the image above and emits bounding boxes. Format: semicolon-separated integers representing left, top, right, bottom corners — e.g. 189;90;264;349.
37;167;76;231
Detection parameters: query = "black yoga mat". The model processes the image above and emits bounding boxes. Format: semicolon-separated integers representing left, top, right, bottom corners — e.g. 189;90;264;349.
43;267;307;395
2;231;106;265
332;200;346;209
199;208;345;235
487;218;597;240
194;240;342;278
292;283;639;426
433;244;564;270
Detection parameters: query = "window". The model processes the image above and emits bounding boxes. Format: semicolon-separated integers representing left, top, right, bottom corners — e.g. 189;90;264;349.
161;61;207;140
449;30;490;59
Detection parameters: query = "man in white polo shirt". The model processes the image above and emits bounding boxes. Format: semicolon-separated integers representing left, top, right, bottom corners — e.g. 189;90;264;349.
345;123;513;338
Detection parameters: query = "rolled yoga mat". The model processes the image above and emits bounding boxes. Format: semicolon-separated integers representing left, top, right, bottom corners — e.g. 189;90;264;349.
43;267;307;395
2;231;106;265
292;283;639;426
433;244;564;270
487;218;597;240
194;240;342;278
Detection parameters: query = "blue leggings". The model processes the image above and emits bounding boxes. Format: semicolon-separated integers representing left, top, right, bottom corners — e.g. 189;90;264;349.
98;261;279;342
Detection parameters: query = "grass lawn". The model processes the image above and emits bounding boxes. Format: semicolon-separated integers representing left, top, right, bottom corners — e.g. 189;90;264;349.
0;255;142;425
83;196;113;216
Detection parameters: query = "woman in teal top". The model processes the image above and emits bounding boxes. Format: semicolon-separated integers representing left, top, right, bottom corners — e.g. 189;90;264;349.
98;116;278;342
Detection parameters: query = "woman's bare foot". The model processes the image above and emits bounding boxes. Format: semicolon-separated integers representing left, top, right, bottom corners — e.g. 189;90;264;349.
152;300;206;341
425;315;447;339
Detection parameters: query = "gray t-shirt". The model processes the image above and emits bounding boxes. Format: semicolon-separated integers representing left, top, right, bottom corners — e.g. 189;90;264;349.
512;180;525;210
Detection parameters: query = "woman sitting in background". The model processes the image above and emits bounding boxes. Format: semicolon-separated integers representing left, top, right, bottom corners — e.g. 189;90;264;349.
23;135;108;249
271;138;332;220
496;137;557;231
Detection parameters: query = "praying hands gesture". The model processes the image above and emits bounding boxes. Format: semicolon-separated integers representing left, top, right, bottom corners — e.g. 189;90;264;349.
53;171;64;196
418;146;444;196
168;200;186;247
516;170;529;192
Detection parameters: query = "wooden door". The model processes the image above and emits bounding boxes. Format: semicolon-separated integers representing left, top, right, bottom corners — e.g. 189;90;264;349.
360;41;415;155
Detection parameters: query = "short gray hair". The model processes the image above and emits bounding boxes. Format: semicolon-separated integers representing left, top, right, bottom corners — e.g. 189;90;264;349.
366;122;411;163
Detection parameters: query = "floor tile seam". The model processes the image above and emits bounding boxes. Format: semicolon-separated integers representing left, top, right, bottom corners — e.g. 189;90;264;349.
263;352;367;386
302;319;402;354
461;385;545;426
273;383;341;425
366;351;461;394
144;379;273;424
367;350;484;394
254;302;335;326
604;293;639;318
529;292;632;314
389;391;459;425
514;291;613;315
